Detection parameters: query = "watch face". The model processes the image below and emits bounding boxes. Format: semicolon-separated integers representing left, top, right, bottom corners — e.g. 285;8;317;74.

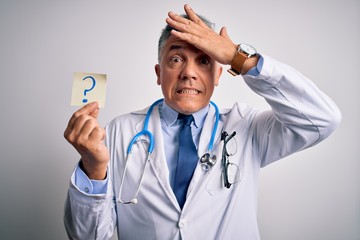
239;43;257;56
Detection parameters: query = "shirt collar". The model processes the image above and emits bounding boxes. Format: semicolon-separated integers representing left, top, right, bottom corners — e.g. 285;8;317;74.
160;101;209;128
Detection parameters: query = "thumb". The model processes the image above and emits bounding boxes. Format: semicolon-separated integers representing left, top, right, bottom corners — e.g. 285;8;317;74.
90;107;100;119
219;26;230;40
89;102;100;119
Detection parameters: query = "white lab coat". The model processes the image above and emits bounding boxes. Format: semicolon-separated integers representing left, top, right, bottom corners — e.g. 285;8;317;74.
64;55;341;240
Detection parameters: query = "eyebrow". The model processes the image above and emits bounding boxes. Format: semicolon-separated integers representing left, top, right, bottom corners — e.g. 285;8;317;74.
168;44;204;55
169;44;185;51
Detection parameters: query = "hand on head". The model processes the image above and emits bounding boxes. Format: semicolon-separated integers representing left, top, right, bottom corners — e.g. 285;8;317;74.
166;4;238;65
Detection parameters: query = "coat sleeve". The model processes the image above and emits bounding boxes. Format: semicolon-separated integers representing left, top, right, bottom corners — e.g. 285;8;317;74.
64;123;117;240
243;55;342;167
63;169;117;240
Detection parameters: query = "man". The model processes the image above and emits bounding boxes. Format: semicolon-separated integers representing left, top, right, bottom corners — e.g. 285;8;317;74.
64;4;341;240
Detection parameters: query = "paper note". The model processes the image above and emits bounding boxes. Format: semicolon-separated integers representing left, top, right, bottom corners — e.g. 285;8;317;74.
71;72;107;108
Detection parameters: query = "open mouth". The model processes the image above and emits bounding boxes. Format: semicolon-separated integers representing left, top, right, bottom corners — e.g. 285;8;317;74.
177;89;200;94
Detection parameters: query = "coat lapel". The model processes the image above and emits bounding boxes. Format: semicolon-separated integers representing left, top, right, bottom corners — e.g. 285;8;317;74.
186;104;224;199
134;104;180;209
132;102;227;211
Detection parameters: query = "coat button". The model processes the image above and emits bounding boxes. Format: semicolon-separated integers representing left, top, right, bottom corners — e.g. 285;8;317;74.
178;219;187;229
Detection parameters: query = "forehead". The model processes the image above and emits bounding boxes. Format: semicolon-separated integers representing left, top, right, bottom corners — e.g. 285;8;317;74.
162;36;203;55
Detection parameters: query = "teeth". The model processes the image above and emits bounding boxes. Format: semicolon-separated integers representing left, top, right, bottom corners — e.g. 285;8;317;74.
180;89;198;94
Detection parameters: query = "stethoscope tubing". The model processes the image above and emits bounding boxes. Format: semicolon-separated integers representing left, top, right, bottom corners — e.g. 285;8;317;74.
208;101;219;152
127;98;164;154
118;98;220;204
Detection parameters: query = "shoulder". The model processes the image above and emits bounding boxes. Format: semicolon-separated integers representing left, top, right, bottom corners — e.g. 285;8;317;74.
106;106;149;131
219;102;260;120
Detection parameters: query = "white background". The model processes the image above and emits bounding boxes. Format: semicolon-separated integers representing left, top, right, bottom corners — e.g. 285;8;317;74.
0;0;359;239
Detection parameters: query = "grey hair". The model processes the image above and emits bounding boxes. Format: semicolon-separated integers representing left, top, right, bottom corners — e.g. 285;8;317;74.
157;14;215;63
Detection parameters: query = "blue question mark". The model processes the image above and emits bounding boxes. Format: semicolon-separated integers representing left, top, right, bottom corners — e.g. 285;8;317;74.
82;76;96;103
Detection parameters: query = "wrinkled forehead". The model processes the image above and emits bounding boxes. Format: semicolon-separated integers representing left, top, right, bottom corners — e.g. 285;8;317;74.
160;36;204;59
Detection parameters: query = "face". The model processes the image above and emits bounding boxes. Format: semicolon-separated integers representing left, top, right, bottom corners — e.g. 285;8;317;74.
155;36;222;114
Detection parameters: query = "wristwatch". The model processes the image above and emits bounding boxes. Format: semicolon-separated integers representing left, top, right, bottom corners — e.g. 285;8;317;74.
227;43;257;76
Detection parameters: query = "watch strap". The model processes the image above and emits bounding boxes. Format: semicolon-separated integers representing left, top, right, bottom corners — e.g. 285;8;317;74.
227;51;247;76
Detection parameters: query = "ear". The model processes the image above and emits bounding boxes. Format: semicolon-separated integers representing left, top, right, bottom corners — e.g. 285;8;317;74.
155;64;161;85
214;65;222;86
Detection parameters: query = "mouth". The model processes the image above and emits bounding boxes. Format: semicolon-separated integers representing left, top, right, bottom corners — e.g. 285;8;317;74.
176;88;200;95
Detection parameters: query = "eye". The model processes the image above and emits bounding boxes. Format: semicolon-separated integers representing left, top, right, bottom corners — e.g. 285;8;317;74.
199;57;210;65
170;56;183;63
167;55;184;68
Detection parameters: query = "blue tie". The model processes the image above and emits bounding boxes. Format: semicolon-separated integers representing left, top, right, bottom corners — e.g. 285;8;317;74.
174;114;198;209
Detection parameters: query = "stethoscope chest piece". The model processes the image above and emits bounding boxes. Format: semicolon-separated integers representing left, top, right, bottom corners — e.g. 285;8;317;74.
200;153;217;171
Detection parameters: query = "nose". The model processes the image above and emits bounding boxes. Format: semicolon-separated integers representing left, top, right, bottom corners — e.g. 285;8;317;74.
180;61;198;81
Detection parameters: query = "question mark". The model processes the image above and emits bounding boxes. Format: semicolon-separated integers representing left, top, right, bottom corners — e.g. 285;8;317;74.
82;76;96;103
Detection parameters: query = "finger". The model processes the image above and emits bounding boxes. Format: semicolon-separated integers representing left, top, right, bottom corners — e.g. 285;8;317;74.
167;12;193;33
183;4;206;27
89;105;100;119
167;11;204;34
77;116;99;140
166;17;204;44
71;114;93;138
89;126;106;142
65;114;96;143
219;27;229;39
67;102;99;130
167;11;189;25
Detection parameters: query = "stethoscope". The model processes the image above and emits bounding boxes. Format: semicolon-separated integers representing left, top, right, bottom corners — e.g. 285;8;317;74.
118;98;220;204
